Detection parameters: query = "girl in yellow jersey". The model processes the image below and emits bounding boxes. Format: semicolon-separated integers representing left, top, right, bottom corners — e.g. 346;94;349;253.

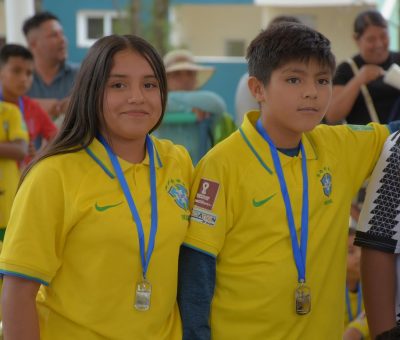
0;35;192;340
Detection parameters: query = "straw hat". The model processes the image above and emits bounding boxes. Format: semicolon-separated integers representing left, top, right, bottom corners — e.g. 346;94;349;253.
163;49;215;89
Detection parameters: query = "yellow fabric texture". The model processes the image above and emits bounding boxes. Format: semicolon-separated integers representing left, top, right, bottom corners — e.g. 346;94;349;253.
184;111;389;339
0;101;28;228
0;137;192;340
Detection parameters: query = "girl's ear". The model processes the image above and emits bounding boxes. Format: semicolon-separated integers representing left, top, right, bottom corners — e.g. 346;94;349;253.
248;76;266;102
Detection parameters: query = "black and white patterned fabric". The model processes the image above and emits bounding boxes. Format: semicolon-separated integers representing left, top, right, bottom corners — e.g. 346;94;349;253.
356;131;400;252
355;130;400;322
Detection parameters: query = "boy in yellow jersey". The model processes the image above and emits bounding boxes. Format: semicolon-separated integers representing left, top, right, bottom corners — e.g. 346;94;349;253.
177;23;400;339
0;101;28;237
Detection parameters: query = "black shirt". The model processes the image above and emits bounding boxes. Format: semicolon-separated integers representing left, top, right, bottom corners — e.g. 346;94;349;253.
333;52;400;124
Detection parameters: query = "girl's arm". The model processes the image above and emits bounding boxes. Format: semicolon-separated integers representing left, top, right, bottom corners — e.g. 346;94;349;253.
0;140;28;161
2;275;41;340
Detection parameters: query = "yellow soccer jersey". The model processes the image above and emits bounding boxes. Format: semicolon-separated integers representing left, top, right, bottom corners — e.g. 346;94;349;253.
0;137;192;340
0;101;28;229
184;111;389;339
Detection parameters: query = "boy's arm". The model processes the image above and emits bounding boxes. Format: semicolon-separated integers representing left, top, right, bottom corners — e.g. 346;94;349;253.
0;139;28;161
2;275;40;340
361;248;396;339
178;245;216;340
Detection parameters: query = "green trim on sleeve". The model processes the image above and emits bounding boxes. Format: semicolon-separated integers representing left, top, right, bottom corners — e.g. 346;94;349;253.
0;269;49;286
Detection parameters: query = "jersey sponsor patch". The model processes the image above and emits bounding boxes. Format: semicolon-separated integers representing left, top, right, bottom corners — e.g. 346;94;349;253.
191;208;217;226
194;179;220;210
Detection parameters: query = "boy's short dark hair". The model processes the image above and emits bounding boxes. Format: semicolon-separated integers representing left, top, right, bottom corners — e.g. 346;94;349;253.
0;44;33;68
22;11;59;37
246;22;336;85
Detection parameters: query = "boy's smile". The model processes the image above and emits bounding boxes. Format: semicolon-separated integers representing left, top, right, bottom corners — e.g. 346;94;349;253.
251;59;332;149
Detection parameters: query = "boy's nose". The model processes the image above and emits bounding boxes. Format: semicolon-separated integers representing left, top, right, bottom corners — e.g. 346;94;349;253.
302;84;318;99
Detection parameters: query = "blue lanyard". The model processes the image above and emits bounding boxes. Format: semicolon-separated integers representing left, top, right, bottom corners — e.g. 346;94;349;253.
0;92;25;117
256;119;309;283
345;283;362;321
99;135;158;280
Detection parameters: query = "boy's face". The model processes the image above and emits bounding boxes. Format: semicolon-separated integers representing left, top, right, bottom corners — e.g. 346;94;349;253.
0;56;34;98
250;58;332;147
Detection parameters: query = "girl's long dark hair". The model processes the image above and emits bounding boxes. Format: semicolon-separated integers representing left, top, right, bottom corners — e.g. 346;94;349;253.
20;34;167;184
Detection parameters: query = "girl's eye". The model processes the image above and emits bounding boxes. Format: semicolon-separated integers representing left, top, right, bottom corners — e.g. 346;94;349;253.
287;78;300;84
144;82;158;89
111;82;126;89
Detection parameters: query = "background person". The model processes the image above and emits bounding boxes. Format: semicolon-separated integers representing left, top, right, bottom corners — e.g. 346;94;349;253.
158;49;234;164
22;11;79;121
0;44;57;167
0;101;28;238
0;34;192;340
326;9;400;125
355;130;400;339
343;228;369;340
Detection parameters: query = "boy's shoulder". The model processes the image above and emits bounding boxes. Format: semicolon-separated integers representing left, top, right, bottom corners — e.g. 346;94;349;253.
0;101;20;117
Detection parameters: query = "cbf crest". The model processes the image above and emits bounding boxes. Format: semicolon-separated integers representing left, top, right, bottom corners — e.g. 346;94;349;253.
166;179;189;211
317;167;333;205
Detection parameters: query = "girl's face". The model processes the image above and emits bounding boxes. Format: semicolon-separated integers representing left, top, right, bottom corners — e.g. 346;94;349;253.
356;25;389;64
101;49;162;146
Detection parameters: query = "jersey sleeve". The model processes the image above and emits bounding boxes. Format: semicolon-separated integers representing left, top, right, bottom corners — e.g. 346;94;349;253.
355;131;400;253
183;153;230;257
7;104;28;142
0;160;74;284
340;123;390;198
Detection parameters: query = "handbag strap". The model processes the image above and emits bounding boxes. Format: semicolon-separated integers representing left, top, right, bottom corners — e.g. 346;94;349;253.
347;58;380;123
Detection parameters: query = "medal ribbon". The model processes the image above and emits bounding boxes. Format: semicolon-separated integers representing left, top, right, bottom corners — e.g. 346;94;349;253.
99;134;158;280
256;119;309;283
345;282;362;322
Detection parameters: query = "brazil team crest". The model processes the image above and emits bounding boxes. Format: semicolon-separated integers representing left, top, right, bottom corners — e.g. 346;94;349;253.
166;179;189;211
320;172;332;197
317;167;333;205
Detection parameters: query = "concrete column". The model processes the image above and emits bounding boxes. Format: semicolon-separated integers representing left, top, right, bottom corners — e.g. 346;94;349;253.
4;0;35;45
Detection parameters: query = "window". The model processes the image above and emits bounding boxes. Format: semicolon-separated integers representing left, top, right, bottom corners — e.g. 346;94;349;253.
77;10;126;48
225;39;246;57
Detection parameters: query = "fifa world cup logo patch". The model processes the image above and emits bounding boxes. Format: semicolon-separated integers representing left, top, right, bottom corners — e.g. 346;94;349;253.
317;167;333;205
166;179;189;211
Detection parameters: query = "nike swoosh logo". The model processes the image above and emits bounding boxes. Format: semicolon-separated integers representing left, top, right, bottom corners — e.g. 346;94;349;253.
252;194;276;207
95;201;123;212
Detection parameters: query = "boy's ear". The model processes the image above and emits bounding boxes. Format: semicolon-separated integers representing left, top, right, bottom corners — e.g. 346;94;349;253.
248;76;266;102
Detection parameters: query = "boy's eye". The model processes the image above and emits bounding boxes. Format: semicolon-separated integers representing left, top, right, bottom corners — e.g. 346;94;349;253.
287;77;300;84
318;78;331;85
